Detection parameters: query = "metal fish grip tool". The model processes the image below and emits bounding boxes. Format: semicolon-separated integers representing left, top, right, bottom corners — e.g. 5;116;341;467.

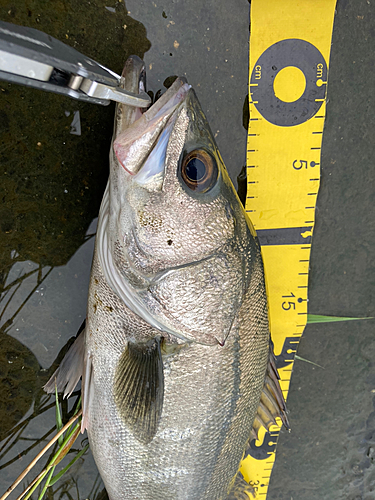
240;1;337;497
0;21;150;107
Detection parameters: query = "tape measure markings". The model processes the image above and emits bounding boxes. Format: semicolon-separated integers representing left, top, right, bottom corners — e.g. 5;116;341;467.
241;4;337;496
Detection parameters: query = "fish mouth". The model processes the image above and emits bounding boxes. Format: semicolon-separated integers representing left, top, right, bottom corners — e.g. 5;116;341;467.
113;75;191;185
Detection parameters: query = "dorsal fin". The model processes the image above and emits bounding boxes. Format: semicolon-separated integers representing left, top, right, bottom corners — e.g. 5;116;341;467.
251;341;290;442
113;336;164;444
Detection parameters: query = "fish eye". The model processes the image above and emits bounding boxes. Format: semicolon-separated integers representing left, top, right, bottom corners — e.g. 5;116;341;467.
180;149;218;193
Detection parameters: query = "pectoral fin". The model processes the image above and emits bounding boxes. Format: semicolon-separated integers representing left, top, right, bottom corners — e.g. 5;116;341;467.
43;325;85;398
250;341;290;442
113;336;164;444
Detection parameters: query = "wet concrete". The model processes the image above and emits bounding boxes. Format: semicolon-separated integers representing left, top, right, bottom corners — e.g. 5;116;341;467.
0;0;374;499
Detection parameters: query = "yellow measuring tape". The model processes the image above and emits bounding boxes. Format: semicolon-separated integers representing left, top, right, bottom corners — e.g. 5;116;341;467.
240;1;337;497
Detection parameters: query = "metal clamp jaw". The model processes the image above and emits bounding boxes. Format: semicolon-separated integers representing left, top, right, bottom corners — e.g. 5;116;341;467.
0;20;151;107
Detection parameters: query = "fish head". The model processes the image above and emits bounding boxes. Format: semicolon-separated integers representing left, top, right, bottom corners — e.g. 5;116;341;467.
100;58;258;345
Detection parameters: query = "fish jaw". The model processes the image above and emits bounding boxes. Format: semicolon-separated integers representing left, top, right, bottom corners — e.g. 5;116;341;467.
112;56;147;135
113;79;191;177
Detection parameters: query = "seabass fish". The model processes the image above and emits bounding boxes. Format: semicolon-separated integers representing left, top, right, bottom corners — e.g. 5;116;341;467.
45;56;288;500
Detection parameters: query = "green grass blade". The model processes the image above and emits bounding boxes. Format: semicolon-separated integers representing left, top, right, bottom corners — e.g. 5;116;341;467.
307;314;373;324
23;469;49;500
55;387;64;447
49;443;89;487
66;396;82;436
37;466;55;500
73;396;82;416
295;354;324;369
50;422;81;467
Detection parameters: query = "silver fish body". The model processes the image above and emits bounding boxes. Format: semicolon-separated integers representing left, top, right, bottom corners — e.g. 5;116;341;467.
45;56;286;500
